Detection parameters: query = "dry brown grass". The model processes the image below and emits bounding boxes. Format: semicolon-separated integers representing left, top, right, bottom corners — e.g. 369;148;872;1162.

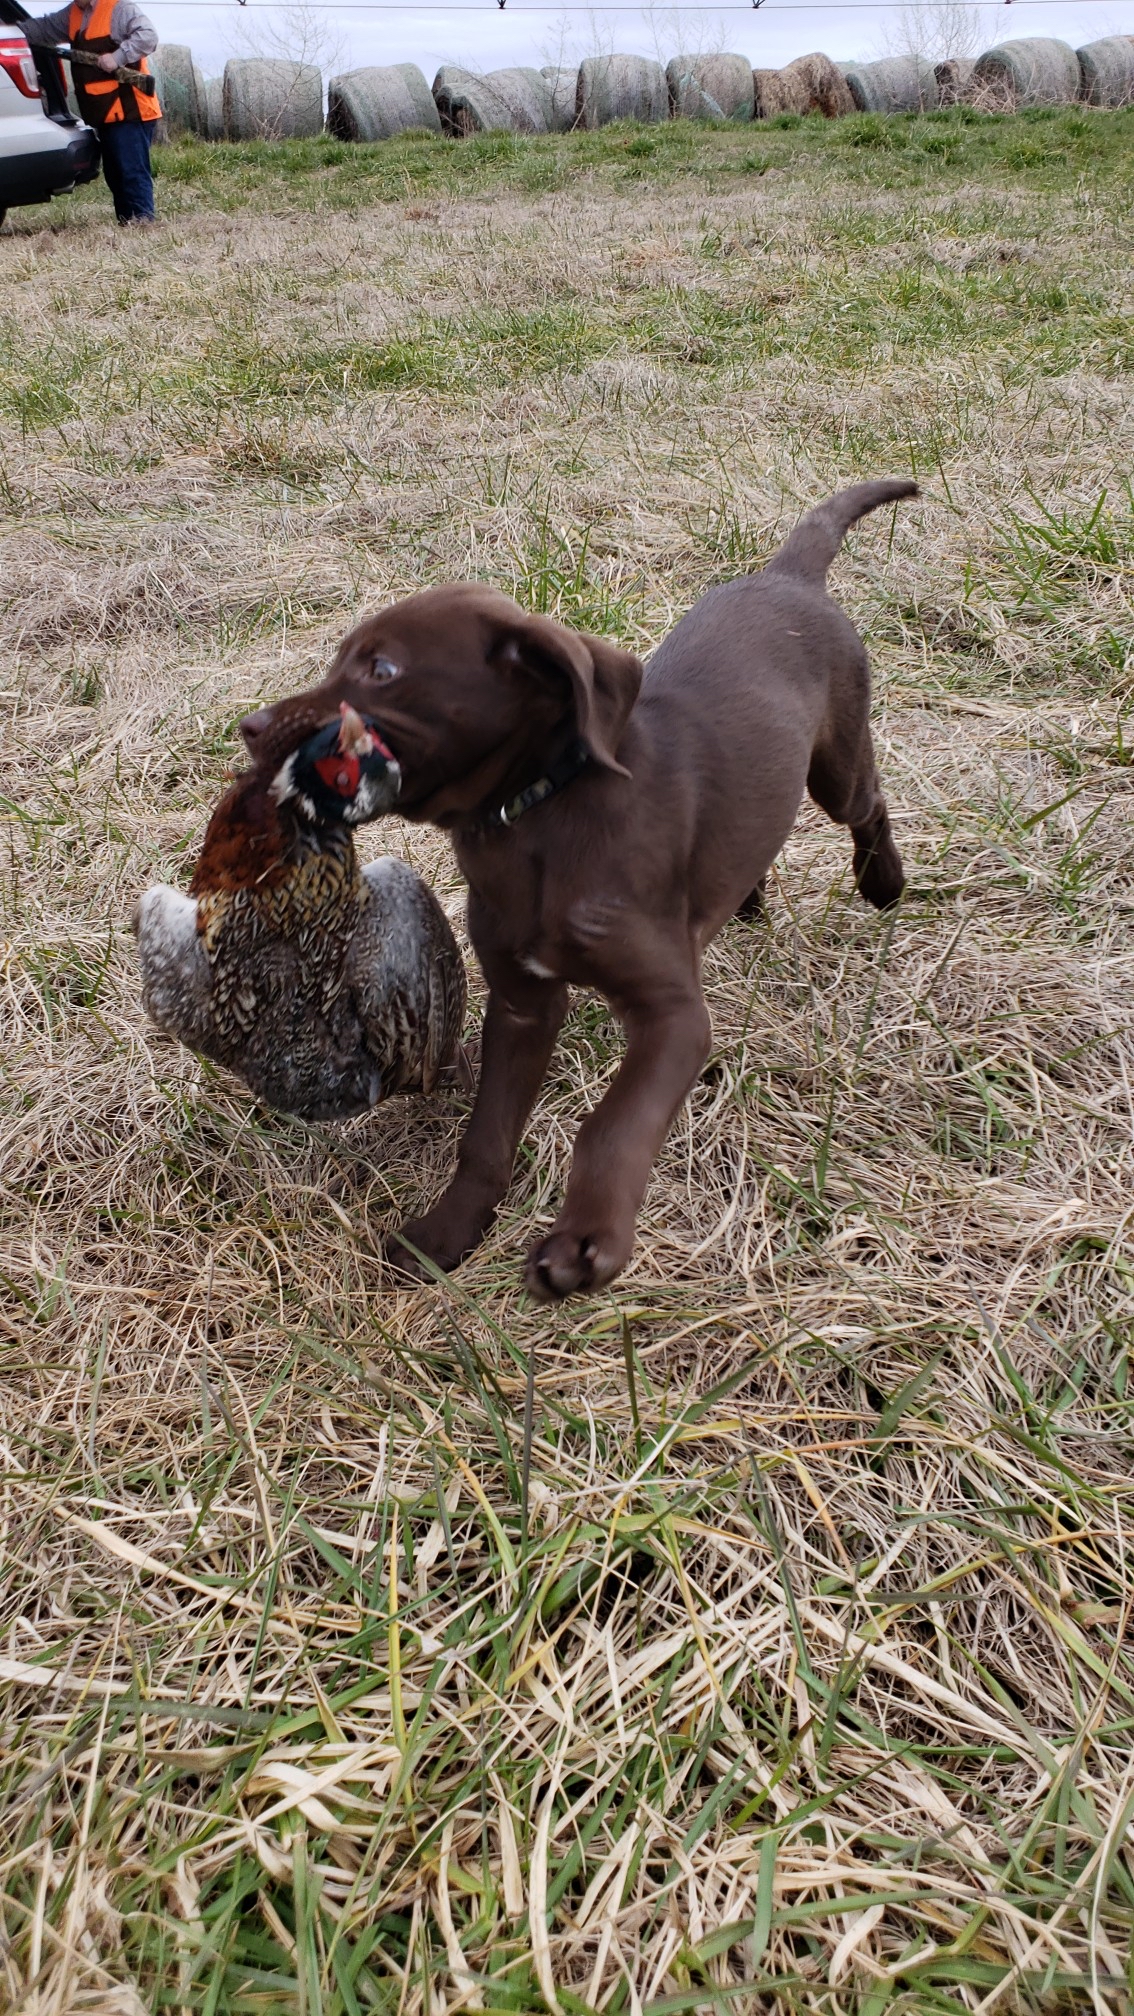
1;120;1133;2014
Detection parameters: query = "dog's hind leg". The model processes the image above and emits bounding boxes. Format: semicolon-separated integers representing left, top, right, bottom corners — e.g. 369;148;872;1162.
735;878;767;921
807;726;904;911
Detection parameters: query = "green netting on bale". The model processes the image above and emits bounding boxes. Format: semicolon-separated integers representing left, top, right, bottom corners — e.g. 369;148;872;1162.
971;38;1081;110
151;44;200;137
577;54;668;128
222;58;323;141
666;53;754;121
1076;36;1134;108
327;63;440;141
539;65;579;130
843;55;937;112
433;64;555;135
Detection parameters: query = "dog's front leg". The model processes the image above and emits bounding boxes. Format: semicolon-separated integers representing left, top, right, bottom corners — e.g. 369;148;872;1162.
389;970;568;1279
525;984;712;1301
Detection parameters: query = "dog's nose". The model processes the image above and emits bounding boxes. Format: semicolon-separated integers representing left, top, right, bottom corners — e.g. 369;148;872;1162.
240;706;272;754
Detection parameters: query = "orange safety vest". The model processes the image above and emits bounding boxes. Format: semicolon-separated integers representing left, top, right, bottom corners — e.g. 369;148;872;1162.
68;0;161;124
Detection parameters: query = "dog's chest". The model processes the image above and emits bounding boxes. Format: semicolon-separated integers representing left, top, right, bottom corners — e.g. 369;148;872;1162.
461;841;626;985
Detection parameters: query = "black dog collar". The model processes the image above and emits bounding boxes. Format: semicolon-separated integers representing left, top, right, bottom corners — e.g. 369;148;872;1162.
487;737;591;830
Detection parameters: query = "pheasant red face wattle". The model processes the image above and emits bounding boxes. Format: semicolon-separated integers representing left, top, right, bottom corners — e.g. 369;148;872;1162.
275;709;403;829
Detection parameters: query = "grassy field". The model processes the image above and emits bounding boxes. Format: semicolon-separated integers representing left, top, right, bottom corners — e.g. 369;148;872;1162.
1;106;1133;2014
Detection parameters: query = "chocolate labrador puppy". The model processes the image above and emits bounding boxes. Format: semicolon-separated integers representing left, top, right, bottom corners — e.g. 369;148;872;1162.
241;478;916;1299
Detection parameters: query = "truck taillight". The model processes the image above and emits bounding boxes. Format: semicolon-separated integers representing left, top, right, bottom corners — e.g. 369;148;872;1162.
0;38;41;99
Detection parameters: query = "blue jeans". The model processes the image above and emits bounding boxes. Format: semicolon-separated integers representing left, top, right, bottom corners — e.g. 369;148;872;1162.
99;121;155;223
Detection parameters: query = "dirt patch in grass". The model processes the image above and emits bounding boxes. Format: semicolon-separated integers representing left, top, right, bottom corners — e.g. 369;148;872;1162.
1;117;1132;2014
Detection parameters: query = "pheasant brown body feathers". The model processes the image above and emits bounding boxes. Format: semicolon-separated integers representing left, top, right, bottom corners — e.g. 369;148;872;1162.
137;763;466;1122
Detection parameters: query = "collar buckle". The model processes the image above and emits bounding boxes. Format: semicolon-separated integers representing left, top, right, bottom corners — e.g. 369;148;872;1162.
479;738;590;835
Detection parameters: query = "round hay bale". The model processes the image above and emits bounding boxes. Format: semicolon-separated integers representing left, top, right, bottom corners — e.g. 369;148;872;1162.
666;53;754;121
576;54;668;128
189;60;207;134
1076;37;1134;108
327;63;440;140
222;58;323;141
151;44;201;136
432;65;554;136
753;66;810;118
935;57;976;105
780;51;854;117
842;55;937;113
970;39;1080;110
203;76;223;141
540;65;579;130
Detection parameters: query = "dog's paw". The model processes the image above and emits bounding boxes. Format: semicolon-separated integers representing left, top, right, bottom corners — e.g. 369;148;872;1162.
855;846;905;911
386;1214;465;1283
852;821;905;911
524;1226;630;1302
387;1190;497;1283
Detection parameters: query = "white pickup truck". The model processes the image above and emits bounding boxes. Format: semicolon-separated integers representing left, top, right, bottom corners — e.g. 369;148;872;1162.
0;2;98;228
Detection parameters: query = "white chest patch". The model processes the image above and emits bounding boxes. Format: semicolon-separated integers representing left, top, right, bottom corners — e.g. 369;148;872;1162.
521;955;557;980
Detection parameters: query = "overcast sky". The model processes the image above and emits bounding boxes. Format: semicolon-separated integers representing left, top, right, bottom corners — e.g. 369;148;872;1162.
132;1;1128;86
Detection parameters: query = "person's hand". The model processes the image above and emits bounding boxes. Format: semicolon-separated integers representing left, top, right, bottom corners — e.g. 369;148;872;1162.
97;51;120;71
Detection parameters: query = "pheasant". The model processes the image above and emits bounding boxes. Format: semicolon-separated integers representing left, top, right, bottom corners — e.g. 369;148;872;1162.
135;704;467;1121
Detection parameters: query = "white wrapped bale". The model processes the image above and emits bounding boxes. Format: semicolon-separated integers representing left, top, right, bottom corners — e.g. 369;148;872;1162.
433;65;554;135
1076;37;1134;108
151;44;201;136
327;63;440;140
935;58;976;105
203;76;223;141
222;57;323;141
667;53;754;121
970;39;1080;110
483;66;555;131
781;51;855;116
843;55;937;112
540;64;579;130
577;54;668;128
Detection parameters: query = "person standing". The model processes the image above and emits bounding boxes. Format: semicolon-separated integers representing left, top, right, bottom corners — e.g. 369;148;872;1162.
25;2;161;224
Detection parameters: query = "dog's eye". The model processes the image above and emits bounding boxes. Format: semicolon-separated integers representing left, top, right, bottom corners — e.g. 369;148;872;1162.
372;657;400;682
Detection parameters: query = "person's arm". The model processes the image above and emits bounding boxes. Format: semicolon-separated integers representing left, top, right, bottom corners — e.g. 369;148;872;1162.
21;7;75;48
106;1;157;65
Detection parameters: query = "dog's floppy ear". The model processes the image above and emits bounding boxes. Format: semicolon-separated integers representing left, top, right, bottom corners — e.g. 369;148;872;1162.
493;613;642;776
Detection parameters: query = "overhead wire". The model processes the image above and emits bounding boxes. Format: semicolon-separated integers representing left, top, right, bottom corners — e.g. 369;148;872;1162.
140;0;1105;10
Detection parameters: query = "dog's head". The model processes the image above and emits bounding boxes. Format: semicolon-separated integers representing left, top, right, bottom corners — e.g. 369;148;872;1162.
239;585;643;828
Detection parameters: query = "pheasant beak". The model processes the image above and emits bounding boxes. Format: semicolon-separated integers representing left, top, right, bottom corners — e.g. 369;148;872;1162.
338;702;375;757
338;701;396;765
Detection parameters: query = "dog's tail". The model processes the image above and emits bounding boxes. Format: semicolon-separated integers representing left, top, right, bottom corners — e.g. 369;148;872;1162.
763;479;919;587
